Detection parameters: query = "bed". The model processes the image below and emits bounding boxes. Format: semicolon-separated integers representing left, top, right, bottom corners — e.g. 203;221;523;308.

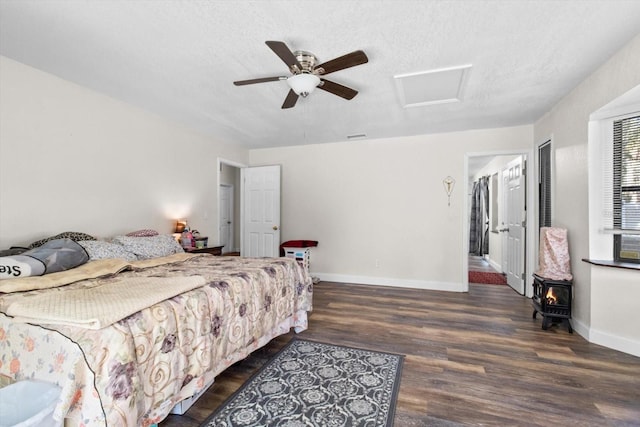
0;244;313;426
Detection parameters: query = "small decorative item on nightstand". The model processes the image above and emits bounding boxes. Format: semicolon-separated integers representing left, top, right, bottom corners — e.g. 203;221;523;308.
181;230;194;249
195;236;208;249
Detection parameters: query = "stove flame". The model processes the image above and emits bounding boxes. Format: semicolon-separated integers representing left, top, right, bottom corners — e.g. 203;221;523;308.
545;288;558;305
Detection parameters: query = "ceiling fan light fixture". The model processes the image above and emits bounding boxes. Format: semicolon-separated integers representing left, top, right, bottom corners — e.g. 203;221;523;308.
287;73;320;97
234;41;367;108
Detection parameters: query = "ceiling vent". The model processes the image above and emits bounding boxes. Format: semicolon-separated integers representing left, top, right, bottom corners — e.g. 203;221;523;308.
394;64;472;108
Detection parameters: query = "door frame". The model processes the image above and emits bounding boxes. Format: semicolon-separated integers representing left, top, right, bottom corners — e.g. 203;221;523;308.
501;167;509;275
217;158;247;253
463;149;536;297
219;183;234;253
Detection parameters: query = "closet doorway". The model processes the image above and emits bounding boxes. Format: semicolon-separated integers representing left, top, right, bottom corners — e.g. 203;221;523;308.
218;159;243;255
219;184;234;254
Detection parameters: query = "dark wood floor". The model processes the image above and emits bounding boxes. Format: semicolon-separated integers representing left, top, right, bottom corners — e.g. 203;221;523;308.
160;281;640;427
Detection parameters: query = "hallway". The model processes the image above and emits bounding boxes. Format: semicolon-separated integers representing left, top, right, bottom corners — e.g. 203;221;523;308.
469;255;500;273
469;255;508;285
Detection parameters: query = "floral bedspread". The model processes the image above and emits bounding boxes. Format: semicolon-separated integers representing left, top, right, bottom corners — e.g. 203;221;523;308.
0;255;313;426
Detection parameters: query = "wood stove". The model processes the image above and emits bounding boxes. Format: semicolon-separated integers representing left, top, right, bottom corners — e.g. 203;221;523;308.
532;274;573;333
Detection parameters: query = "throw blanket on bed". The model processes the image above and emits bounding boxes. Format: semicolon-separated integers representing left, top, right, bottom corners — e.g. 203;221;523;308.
0;252;199;293
5;274;207;329
0;253;204;328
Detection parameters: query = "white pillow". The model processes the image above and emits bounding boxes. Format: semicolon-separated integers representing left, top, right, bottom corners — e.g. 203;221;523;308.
111;235;184;260
79;240;138;262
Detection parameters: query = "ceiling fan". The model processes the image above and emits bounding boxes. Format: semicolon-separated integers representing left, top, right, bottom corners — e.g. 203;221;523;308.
233;41;368;109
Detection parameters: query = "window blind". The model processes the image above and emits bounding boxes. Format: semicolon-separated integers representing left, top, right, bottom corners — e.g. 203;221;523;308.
613;114;640;262
613;115;640;230
538;141;552;229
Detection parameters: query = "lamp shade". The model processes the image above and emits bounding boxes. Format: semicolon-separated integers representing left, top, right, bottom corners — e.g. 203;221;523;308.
286;73;320;97
175;220;187;233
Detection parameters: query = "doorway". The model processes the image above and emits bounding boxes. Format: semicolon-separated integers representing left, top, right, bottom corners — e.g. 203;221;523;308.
464;151;535;296
218;159;243;255
219;184;234;254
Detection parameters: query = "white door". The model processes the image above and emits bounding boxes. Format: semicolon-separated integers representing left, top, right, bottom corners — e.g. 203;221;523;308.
241;165;281;257
503;156;526;294
219;184;233;254
501;169;509;274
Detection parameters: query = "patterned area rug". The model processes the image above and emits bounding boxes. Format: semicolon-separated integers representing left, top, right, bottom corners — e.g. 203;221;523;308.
200;339;404;427
468;271;508;285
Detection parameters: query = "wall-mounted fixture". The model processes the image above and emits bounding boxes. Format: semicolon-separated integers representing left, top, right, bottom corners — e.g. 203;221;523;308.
443;176;455;206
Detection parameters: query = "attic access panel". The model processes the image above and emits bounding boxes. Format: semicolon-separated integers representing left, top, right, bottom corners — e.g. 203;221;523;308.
394;64;472;108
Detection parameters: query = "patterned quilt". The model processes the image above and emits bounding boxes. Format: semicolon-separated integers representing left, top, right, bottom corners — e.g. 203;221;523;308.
0;255;313;426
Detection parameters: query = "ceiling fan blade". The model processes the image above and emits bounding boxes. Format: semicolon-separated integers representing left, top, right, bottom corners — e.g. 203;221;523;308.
315;50;368;75
233;76;284;86
319;79;358;100
281;89;299;109
265;41;302;71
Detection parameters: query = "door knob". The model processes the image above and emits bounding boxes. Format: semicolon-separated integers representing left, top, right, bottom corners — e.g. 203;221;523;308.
498;227;509;232
273;226;279;231
227;221;231;224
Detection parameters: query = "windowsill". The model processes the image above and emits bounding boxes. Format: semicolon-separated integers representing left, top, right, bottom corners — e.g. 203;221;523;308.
582;258;640;271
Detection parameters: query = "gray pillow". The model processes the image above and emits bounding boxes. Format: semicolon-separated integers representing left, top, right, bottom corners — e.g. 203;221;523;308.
1;238;89;280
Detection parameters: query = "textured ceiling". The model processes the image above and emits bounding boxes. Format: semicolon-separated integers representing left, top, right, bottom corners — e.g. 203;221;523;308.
1;0;640;149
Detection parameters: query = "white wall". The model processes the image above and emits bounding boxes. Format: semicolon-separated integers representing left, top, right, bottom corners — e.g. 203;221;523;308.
534;33;640;356
250;126;532;291
591;266;640;356
0;56;249;247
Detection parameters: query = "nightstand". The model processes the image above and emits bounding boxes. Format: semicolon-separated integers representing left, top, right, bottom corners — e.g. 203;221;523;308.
185;245;224;256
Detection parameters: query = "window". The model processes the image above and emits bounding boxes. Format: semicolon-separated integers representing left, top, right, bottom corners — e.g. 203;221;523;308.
538;141;552;230
613;115;640;263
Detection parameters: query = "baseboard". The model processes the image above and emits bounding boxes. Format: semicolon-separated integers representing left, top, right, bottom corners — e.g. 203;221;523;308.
488;259;502;273
570;317;589;340
588;328;640;358
568;318;639;358
313;273;466;292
